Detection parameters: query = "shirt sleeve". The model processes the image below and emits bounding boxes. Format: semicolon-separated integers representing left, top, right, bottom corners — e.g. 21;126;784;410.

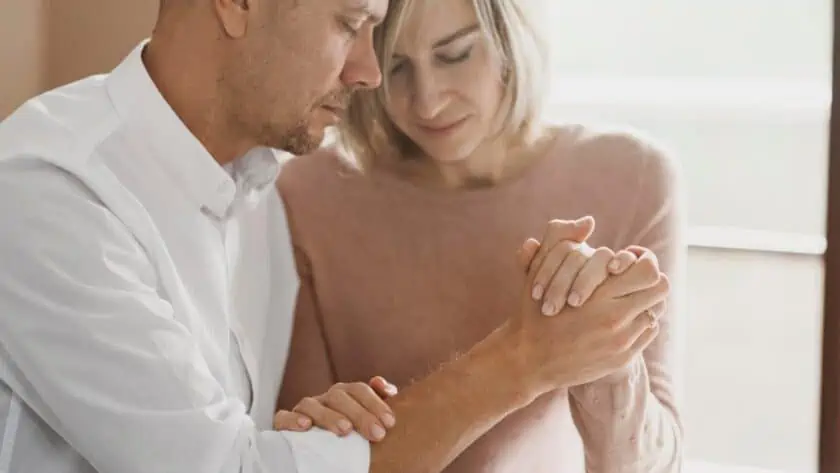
0;158;370;473
566;135;686;473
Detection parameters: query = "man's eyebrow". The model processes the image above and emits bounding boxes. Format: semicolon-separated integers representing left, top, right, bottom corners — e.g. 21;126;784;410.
432;24;480;48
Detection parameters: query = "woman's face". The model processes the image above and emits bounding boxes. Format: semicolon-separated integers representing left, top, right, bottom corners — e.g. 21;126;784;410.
383;0;506;163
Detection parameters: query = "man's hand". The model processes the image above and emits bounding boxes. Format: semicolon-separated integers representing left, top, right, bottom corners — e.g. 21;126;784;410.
506;219;668;394
273;376;398;442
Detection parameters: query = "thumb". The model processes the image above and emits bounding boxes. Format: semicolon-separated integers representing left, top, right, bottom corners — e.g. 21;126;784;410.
369;376;399;398
516;238;541;271
541;216;596;248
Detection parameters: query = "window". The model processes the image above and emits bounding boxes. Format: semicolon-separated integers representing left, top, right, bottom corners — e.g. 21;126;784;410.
537;1;833;472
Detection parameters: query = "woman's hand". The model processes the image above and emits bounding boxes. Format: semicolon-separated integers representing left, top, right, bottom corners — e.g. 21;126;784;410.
273;376;398;442
520;218;653;317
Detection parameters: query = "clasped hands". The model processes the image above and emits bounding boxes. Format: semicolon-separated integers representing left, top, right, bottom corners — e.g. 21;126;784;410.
273;216;669;442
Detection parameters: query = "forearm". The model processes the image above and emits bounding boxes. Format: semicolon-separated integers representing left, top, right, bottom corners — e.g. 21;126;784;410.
370;325;533;473
568;358;682;473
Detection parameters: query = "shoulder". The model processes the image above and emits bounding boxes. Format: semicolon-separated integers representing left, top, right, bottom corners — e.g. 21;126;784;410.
277;146;364;204
0;75;122;171
0;158;141;256
556;122;680;182
547;123;683;204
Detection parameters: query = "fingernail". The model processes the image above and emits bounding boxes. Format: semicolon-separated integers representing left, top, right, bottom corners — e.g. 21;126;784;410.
297;416;311;428
542;302;556;316
567;292;581;307
385;383;398;396
383;413;396;428
338;419;353;433
371;424;386;441
532;284;544;300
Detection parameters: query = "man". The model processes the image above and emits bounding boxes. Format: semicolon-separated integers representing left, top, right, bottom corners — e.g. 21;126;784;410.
0;0;668;472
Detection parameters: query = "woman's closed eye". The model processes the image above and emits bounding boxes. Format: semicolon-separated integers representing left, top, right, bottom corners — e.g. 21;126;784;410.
437;46;473;65
388;45;474;76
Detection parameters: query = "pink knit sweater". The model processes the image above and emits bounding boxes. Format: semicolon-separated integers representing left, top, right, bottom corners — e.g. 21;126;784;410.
277;124;684;472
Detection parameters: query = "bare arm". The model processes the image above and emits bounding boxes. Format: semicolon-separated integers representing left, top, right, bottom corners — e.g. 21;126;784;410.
278;248;535;473
278;192;669;473
369;327;531;473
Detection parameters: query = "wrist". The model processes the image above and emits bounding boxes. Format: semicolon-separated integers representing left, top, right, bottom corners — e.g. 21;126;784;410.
478;323;549;408
597;356;643;385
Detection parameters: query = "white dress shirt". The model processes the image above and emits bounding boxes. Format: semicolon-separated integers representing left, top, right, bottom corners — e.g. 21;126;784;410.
0;41;370;473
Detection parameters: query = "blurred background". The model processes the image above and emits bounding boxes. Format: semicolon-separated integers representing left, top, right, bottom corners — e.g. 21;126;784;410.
1;1;831;472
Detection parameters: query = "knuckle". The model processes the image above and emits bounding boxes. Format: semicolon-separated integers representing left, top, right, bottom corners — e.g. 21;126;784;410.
328;383;346;395
559;240;579;254
548;219;571;231
348;382;374;397
637;259;660;280
295;396;320;411
348;381;368;391
602;316;622;332
613;333;633;351
568;247;588;264
323;389;343;403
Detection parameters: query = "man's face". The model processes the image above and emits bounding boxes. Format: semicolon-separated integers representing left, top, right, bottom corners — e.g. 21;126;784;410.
219;0;387;155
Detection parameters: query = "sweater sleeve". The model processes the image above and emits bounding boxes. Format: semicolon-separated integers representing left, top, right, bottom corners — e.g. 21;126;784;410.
275;202;339;412
567;134;686;473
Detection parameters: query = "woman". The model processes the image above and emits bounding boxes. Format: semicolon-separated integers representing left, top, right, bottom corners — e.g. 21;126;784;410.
276;0;684;471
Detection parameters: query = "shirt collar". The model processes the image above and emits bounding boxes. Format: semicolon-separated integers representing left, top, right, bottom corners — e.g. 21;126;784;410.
104;40;280;220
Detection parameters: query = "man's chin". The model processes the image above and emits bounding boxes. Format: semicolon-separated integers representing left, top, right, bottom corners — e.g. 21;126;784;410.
274;126;324;156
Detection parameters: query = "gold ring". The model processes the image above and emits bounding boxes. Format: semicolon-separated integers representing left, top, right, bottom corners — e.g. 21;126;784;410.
644;308;658;327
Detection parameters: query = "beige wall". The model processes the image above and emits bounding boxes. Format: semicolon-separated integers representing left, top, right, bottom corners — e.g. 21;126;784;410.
1;0;46;118
1;0;156;118
45;0;157;90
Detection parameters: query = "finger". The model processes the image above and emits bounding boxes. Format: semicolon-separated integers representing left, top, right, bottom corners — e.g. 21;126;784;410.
322;388;388;442
541;243;594;315
608;250;638;275
292;396;354;437
566;247;615;308
516;238;541;272
347;382;397;429
369;376;399;399
529;217;595;276
626;245;656;259
620;274;671;315
600;250;662;298
614;323;660;369
530;240;580;302
273;409;313;431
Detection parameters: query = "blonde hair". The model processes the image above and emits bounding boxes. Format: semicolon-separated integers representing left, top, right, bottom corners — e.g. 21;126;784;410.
338;0;549;168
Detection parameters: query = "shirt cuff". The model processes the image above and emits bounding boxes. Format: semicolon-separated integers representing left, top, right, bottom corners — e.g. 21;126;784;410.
281;427;371;473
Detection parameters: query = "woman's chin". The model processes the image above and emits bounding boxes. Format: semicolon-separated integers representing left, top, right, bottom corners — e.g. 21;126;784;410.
418;141;477;164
